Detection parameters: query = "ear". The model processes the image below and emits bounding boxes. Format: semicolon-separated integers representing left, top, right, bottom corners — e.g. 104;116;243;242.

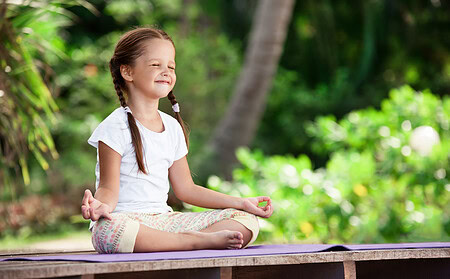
120;65;133;82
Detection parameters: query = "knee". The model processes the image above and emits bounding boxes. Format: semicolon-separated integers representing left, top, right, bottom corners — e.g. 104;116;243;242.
232;212;259;247
241;227;253;247
91;215;122;254
246;214;260;246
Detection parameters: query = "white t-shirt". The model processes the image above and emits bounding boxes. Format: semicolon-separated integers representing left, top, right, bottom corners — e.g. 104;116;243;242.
87;107;188;222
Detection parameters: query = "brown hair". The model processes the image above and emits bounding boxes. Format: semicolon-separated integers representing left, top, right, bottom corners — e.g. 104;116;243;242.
109;27;189;174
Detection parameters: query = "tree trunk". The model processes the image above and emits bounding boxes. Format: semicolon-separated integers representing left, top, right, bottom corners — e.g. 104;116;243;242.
210;0;296;180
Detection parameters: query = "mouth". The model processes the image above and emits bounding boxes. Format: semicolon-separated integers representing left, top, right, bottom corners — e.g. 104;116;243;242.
155;80;171;85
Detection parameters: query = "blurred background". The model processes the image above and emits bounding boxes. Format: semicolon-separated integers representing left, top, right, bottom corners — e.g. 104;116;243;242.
0;0;448;251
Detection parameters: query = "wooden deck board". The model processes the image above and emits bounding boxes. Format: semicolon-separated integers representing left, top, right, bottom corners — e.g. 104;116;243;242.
0;249;96;257
0;248;448;279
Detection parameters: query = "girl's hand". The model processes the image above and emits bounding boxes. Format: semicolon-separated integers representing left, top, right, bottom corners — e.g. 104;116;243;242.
241;196;273;218
81;189;113;221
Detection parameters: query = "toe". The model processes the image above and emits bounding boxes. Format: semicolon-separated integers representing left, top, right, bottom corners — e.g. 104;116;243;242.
234;232;243;240
230;244;242;249
230;238;241;244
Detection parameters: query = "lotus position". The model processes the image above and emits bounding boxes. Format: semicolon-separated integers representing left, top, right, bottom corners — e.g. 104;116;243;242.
81;27;273;254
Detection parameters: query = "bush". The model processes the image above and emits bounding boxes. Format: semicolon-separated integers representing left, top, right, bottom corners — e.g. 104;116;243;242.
205;86;449;244
0;193;86;239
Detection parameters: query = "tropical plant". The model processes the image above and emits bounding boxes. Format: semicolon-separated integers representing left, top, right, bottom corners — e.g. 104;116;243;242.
0;0;96;198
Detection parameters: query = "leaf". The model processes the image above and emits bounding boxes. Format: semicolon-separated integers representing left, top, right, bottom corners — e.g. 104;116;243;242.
18;156;30;186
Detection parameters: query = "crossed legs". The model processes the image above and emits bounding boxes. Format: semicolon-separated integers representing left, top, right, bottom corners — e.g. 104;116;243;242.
91;210;258;253
133;219;252;252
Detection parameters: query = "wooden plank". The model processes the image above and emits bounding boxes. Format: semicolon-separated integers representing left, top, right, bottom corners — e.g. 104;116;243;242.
0;248;448;279
343;261;356;279
0;261;72;268
231;263;344;279
57;275;94;279
355;258;450;279
220;267;232;279
1;248;448;266
52;275;94;279
0;250;96;257
93;268;221;279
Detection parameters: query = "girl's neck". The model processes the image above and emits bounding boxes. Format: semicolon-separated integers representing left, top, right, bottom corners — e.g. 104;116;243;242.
127;97;160;121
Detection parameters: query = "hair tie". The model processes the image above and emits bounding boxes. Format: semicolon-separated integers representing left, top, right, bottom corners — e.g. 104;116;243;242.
172;103;180;113
124;106;132;114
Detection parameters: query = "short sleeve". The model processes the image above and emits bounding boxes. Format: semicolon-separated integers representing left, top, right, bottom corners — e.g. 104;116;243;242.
87;118;128;156
174;122;188;161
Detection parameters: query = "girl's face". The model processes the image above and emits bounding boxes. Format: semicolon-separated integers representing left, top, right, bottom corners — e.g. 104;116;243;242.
127;39;176;99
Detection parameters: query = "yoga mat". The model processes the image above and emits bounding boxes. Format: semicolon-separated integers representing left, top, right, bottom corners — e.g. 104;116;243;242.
2;242;449;263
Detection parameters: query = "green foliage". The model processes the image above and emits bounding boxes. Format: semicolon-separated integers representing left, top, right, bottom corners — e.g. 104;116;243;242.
0;0;97;197
208;86;449;244
172;30;241;161
0;2;62;192
254;0;450;160
254;68;353;160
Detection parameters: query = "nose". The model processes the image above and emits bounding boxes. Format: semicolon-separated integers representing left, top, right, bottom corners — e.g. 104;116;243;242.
161;65;170;76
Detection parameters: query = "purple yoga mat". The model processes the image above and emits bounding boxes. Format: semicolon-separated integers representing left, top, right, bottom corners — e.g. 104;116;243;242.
2;242;449;263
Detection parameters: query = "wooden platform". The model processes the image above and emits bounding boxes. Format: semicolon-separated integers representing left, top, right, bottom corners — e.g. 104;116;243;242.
1;248;449;279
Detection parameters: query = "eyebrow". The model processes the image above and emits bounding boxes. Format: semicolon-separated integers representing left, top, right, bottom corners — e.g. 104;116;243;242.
147;58;176;65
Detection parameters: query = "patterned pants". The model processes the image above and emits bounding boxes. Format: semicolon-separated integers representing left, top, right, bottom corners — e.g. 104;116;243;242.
91;208;259;254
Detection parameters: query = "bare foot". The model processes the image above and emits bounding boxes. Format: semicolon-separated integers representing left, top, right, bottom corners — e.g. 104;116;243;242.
185;230;244;250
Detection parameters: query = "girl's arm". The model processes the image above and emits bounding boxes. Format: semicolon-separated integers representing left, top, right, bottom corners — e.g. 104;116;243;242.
81;141;120;221
169;156;273;218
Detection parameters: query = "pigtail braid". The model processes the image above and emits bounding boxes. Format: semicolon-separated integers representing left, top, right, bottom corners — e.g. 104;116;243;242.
110;59;147;174
168;91;189;149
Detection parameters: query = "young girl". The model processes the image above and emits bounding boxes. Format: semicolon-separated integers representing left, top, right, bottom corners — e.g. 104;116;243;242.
81;27;273;254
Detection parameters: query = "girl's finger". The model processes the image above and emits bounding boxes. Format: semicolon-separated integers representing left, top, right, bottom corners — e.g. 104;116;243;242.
88;207;93;218
89;207;98;221
258;207;268;217
267;205;273;217
257;196;271;209
103;211;113;221
260;205;271;218
88;193;95;204
82;189;91;207
257;196;270;203
81;205;90;219
261;198;272;210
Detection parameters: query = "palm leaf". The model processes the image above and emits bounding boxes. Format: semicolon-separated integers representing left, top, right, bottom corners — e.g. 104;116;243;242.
0;0;97;191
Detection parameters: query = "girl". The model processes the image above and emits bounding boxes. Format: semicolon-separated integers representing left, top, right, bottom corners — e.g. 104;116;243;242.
81;27;273;254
